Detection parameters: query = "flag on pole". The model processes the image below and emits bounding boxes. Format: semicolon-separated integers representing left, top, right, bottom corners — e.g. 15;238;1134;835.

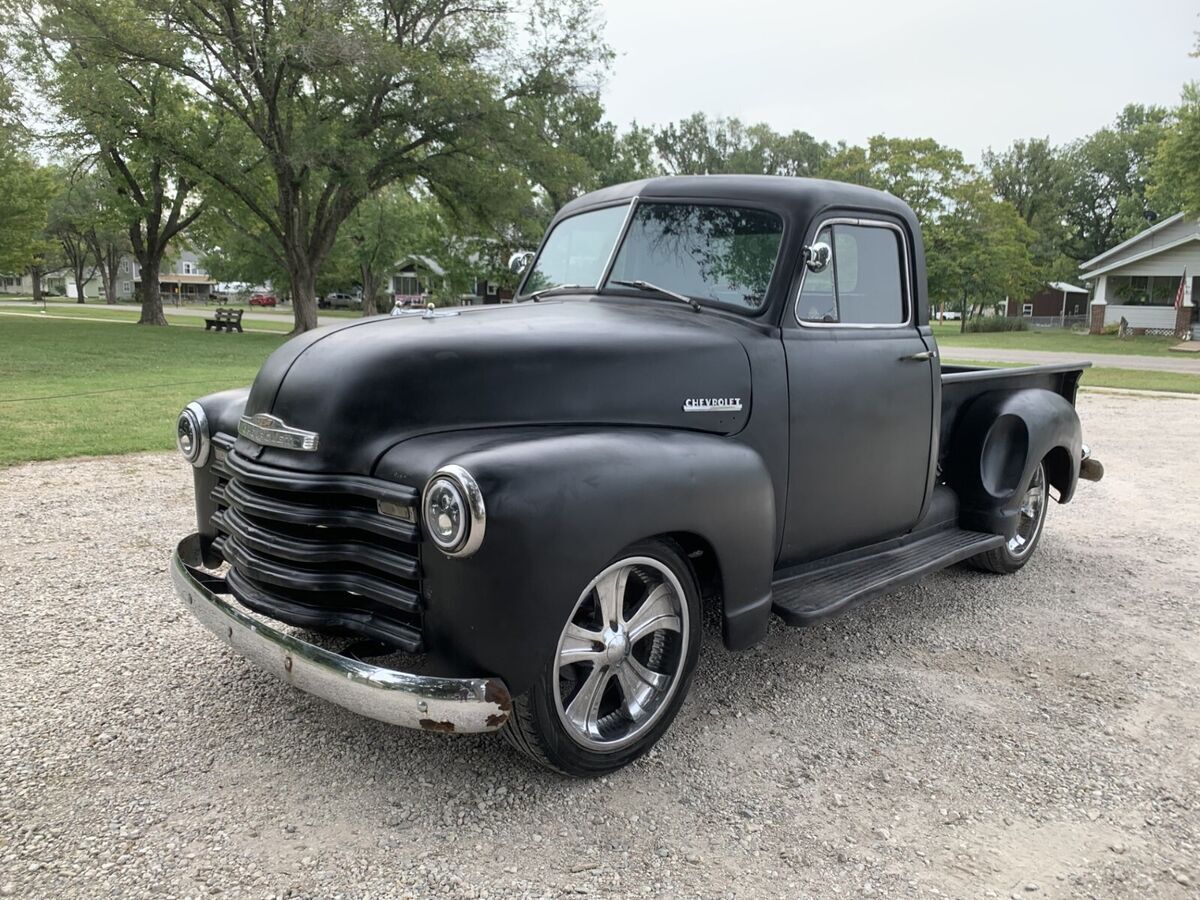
1176;268;1188;309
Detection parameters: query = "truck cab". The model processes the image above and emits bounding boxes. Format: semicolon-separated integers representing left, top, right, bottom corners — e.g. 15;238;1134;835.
172;176;1102;776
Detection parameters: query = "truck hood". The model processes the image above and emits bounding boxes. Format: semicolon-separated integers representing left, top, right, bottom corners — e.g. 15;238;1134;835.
239;299;753;473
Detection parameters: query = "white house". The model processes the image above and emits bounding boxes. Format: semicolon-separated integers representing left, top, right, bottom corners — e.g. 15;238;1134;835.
1081;212;1199;339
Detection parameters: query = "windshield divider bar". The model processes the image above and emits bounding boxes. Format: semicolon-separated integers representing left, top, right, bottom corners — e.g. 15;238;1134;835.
597;196;639;290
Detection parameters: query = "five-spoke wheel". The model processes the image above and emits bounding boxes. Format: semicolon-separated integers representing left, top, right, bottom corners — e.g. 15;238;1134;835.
503;540;701;776
970;460;1050;574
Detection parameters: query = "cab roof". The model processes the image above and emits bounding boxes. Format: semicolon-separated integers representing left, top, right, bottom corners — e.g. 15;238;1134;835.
557;175;917;228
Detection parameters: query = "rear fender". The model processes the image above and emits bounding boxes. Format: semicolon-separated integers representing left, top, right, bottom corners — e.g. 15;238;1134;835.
945;389;1081;539
376;428;775;696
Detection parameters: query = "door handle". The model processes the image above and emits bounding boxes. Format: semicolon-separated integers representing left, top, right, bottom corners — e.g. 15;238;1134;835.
902;350;937;361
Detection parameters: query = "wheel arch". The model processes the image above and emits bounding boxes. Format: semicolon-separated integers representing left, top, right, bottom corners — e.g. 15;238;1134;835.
944;388;1082;540
377;427;776;695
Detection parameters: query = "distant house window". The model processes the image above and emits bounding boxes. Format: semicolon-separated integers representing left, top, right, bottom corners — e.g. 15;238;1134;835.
120;259;130;273
1022;304;1033;316
486;282;498;296
122;281;132;294
182;261;193;275
395;273;420;295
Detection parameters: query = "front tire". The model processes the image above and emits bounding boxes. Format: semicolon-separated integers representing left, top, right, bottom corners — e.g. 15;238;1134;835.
503;539;702;776
969;460;1049;574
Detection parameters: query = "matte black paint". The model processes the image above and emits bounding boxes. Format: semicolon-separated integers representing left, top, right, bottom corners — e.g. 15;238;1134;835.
180;176;1090;697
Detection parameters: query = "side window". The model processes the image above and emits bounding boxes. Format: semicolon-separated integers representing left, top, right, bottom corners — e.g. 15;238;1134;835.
797;222;908;325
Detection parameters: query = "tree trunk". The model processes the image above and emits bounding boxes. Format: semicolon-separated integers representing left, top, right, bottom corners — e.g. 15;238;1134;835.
73;259;89;305
137;256;168;326
30;267;43;305
360;264;380;317
97;259;118;305
959;292;968;334
287;256;320;334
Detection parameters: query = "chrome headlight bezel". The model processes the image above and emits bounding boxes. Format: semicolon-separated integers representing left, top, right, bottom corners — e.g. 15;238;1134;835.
421;464;486;558
177;401;211;468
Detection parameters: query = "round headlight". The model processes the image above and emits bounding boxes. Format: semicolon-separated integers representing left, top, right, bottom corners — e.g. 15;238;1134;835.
422;465;486;558
176;402;210;468
424;478;467;549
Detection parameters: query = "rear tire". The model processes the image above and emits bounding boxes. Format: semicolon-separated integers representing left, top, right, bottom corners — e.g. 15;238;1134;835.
969;460;1049;574
502;539;701;776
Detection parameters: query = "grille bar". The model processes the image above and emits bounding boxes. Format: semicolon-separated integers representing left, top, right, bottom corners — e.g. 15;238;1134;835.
225;567;423;653
215;534;421;614
217;478;418;543
226;449;417;506
213;507;419;581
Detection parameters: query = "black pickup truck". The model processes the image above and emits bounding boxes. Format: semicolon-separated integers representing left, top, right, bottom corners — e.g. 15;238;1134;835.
172;176;1103;776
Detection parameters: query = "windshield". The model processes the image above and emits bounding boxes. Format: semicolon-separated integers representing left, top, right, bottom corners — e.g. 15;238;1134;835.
519;200;786;313
520;203;630;295
606;203;784;312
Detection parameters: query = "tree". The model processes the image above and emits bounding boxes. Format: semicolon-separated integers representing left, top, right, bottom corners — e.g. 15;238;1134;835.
983;138;1076;282
1061;104;1174;262
820;136;970;223
1151;83;1200;218
0;158;60;299
23;8;205;324
926;180;1040;330
50;0;609;335
328;187;439;316
653;113;830;178
46;170;100;303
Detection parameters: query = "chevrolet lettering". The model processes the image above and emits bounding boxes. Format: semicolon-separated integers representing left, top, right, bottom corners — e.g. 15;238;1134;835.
172;176;1103;776
683;398;743;413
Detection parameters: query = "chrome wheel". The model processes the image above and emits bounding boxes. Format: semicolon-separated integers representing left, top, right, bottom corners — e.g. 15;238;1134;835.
1007;462;1047;559
553;557;690;752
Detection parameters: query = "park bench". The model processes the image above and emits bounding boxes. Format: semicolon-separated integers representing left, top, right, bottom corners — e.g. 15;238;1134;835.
204;308;244;333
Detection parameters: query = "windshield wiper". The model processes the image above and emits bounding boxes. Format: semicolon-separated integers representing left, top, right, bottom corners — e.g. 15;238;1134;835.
608;279;701;312
525;283;591;302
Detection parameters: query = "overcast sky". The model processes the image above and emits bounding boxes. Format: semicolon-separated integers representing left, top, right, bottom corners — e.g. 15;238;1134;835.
598;0;1200;163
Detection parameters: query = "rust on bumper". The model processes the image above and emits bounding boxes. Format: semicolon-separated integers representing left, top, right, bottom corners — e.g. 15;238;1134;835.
171;534;511;733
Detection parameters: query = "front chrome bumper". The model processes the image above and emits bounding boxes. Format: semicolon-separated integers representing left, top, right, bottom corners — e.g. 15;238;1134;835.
171;535;511;733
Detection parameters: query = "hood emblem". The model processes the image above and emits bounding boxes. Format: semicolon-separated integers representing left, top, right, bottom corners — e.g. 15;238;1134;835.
683;398;742;413
238;413;320;451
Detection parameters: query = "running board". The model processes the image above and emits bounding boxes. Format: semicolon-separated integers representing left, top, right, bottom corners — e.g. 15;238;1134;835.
771;527;1004;625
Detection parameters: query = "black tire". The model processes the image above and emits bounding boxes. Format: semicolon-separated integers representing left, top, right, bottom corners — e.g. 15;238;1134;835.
969;460;1049;574
502;538;702;777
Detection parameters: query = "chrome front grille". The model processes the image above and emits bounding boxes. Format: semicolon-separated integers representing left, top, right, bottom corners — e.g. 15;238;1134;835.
209;438;424;652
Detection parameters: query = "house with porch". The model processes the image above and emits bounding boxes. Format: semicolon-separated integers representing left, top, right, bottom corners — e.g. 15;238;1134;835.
1081;212;1199;339
1006;282;1089;323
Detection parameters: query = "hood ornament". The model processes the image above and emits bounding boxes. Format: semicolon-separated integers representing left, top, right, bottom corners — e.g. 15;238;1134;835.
238;413;320;451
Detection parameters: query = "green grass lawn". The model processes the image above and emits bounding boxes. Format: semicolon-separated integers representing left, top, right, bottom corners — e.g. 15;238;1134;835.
931;321;1182;357
0;317;282;466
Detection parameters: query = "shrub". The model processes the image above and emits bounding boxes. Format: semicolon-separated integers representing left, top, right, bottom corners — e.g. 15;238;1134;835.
964;317;1029;333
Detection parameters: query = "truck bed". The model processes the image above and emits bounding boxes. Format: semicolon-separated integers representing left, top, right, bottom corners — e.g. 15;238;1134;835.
939;362;1088;456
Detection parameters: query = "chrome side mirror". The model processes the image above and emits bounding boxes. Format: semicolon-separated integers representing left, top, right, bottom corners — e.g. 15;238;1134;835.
508;251;535;275
804;241;832;273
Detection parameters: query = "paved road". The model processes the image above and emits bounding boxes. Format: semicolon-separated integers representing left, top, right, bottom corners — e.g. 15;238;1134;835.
941;344;1200;374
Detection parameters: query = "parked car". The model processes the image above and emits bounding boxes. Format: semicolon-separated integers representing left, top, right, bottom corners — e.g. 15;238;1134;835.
321;292;361;310
940;309;961;320
249;293;276;307
172;176;1104;776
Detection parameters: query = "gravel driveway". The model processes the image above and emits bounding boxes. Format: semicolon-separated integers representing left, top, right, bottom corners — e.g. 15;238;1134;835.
2;391;1198;899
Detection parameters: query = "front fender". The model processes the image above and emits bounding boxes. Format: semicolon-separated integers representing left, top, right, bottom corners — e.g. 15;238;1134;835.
945;389;1082;539
375;428;775;696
